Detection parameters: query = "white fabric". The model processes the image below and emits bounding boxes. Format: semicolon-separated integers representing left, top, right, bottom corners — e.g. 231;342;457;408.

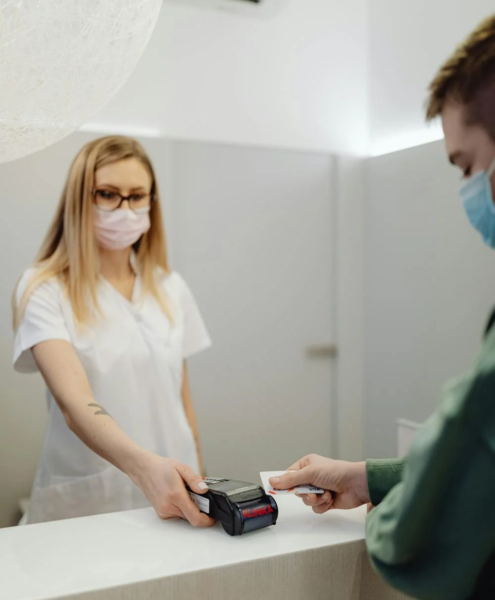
13;266;211;524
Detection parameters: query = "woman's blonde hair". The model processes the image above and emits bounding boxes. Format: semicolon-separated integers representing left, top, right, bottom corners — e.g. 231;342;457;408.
14;135;172;329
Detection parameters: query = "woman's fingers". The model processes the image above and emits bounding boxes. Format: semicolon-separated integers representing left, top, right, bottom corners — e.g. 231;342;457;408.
156;505;184;521
177;491;216;528
159;502;214;528
173;463;216;527
176;463;209;495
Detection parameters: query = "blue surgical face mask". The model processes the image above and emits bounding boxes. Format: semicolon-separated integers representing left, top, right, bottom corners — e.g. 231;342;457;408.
459;156;495;248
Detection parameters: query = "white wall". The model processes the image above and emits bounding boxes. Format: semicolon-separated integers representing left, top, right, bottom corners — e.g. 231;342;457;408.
364;140;495;458
80;1;495;159
84;1;495;158
84;0;369;155
368;0;495;154
169;141;338;481
334;157;365;460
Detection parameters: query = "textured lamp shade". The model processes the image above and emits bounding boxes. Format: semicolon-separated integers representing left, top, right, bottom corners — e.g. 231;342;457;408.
0;1;162;164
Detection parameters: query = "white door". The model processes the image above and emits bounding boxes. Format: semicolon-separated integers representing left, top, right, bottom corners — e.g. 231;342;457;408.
168;142;335;482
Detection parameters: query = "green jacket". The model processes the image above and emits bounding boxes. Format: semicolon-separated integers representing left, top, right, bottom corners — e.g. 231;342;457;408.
365;318;495;600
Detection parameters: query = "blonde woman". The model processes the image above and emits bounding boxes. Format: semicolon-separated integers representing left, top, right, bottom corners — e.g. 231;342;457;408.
13;136;214;527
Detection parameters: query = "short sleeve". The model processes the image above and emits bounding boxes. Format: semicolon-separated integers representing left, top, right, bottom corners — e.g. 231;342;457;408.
13;271;71;373
173;273;212;359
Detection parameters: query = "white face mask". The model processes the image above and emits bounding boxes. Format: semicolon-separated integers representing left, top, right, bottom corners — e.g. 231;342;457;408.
93;206;151;251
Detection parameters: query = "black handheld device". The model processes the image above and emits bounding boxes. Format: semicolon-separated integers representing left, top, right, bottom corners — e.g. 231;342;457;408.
187;478;278;536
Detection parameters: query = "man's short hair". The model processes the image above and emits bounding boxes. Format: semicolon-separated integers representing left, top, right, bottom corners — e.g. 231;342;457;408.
426;15;495;139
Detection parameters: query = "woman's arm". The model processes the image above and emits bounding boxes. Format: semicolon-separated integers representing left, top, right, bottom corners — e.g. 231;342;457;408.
32;339;214;527
181;361;203;475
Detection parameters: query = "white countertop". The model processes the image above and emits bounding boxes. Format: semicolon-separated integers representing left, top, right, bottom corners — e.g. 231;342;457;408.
0;497;367;600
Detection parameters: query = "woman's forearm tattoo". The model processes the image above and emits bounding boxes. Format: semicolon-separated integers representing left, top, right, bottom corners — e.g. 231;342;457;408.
88;403;113;418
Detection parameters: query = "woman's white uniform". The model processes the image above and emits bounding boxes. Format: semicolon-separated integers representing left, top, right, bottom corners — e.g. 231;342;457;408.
13;259;211;524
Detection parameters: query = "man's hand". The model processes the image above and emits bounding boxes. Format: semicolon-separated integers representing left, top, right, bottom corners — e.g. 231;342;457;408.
269;454;370;514
132;453;216;527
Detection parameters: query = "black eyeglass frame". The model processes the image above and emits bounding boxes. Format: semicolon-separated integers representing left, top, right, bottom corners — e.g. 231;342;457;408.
92;189;155;212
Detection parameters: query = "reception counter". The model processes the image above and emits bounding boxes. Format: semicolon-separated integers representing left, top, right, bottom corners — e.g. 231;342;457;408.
0;496;410;600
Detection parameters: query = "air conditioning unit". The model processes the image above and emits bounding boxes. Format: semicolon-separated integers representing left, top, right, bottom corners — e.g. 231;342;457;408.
163;0;288;18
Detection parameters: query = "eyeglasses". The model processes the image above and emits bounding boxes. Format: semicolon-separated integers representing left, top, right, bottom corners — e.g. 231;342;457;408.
93;189;154;212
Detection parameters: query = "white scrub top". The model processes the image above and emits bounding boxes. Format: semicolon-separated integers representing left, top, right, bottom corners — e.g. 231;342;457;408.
13;262;211;524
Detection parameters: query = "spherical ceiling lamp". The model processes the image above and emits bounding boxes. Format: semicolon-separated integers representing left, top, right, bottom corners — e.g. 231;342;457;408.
0;0;162;164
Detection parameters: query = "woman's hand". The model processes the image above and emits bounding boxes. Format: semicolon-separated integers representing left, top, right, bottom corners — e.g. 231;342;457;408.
269;454;370;514
132;453;216;527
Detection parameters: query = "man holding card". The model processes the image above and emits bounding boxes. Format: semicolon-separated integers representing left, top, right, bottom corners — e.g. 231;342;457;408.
271;15;495;600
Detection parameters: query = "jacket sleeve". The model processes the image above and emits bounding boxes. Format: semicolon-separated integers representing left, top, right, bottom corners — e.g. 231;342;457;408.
366;458;405;506
365;342;495;600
